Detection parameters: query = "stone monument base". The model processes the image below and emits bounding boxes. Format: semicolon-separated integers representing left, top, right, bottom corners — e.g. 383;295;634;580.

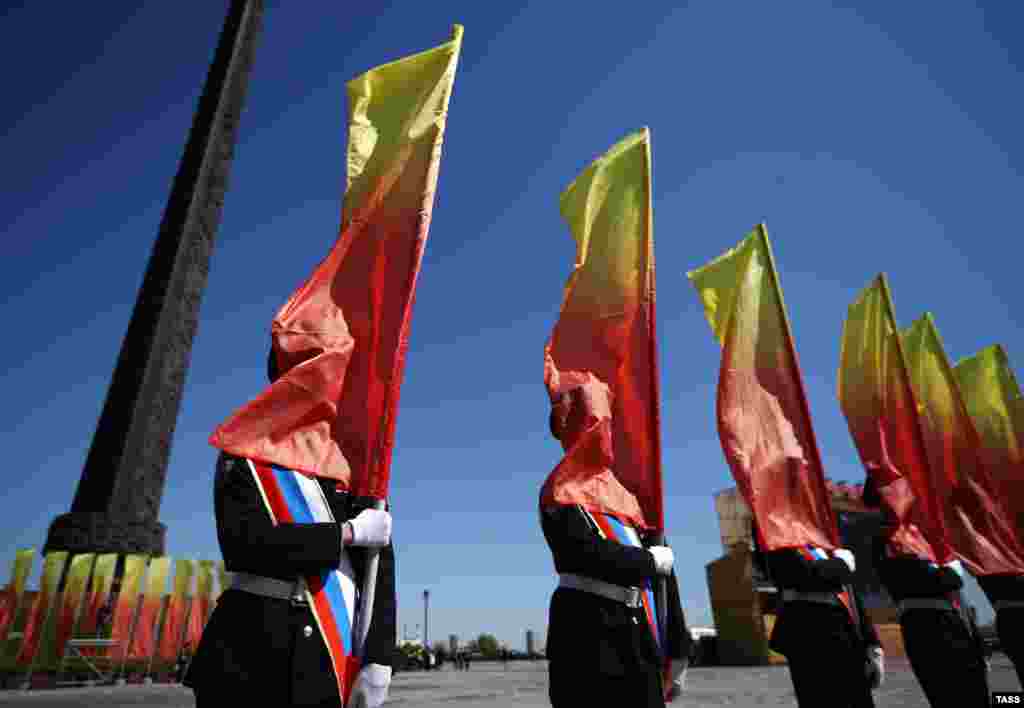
44;513;166;556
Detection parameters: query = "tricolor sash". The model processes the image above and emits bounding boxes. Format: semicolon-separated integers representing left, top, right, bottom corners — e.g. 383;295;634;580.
247;460;362;702
582;509;663;655
797;546;856;621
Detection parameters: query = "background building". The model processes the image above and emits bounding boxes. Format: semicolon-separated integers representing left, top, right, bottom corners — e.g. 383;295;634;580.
706;482;920;665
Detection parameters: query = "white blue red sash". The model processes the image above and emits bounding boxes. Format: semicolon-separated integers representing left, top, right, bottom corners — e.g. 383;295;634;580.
248;460;362;702
583;510;663;654
797;545;856;620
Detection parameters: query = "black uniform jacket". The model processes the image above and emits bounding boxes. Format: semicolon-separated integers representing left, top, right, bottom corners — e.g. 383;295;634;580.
184;452;396;704
759;546;879;658
541;505;691;676
870;535;963;604
977;573;1024;608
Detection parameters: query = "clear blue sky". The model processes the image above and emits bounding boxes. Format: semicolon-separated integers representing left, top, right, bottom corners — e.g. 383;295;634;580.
1;1;1021;650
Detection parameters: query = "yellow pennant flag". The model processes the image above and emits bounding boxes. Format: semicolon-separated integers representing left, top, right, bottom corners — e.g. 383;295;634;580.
900;315;1024;574
16;551;67;668
54;553;96;661
127;556;170;662
954;345;1024;541
157;559;193;663
0;548;34;646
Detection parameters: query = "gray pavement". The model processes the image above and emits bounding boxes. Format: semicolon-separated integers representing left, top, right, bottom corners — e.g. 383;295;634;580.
0;657;1018;706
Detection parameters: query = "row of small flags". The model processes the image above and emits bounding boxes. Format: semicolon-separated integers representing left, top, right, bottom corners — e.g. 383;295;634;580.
0;549;225;680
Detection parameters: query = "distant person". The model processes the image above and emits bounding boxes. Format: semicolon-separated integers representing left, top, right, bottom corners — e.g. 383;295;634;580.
976;571;1024;684
862;477;991;706
464;653;471;671
752;520;882;708
541;384;692;707
184;347;397;708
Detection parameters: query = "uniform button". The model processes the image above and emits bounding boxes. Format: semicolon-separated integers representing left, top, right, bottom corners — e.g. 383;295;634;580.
303;625;313;638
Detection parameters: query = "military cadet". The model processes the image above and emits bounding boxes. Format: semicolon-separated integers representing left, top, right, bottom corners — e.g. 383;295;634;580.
184;350;397;708
752;522;882;708
542;386;691;708
977;573;1024;685
859;477;989;707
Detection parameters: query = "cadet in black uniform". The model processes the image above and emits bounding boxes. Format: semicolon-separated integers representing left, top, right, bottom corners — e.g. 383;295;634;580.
542;392;692;708
541;504;691;707
185;353;397;708
977;573;1024;685
752;523;881;708
861;477;989;707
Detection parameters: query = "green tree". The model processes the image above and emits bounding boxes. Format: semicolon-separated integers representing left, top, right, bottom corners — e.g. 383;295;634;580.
476;633;500;659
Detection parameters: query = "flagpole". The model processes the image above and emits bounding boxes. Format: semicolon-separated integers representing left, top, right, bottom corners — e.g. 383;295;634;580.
877;274;952;561
352;500;386;659
640;129;669;655
756;224;839;546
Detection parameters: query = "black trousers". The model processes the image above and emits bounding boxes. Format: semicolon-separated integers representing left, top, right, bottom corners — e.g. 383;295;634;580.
785;651;875;708
548;659;664;708
997;607;1024;687
902;608;989;708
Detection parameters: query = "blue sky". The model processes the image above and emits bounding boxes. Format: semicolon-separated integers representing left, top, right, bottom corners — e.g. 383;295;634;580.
1;1;1022;650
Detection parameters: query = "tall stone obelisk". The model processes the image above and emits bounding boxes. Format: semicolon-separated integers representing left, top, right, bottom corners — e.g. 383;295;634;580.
44;0;264;556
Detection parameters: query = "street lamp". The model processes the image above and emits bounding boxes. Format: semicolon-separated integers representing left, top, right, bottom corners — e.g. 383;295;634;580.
423;590;430;650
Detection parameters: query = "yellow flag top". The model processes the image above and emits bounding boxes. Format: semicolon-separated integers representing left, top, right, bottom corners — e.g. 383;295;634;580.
954;344;1024;541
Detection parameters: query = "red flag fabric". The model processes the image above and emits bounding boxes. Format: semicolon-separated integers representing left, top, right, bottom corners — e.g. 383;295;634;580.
541;373;646;528
210;27;463;497
542;129;663;530
901;315;1024;575
689;226;838;551
837;275;951;562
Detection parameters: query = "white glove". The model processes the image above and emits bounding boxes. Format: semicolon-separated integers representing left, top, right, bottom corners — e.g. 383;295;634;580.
944;559;965;579
833;548;856;573
649;546;674;576
866;646;884;689
665;658;688;701
348;663;391;708
347;509;392;548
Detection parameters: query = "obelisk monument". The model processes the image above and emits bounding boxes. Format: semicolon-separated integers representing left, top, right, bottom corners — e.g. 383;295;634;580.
45;0;264;556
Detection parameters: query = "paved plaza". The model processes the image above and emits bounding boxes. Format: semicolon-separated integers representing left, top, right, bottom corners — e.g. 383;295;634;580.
0;657;1018;707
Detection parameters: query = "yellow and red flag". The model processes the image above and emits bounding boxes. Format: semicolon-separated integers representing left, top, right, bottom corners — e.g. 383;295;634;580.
16;551;67;667
183;560;214;652
689;225;837;551
0;548;34;645
157;559;193;663
541;129;662;531
54;553;95;661
109;555;146;662
76;553;116;640
837;275;950;561
900;315;1024;575
210;26;464;499
954;345;1024;544
127;556;169;662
